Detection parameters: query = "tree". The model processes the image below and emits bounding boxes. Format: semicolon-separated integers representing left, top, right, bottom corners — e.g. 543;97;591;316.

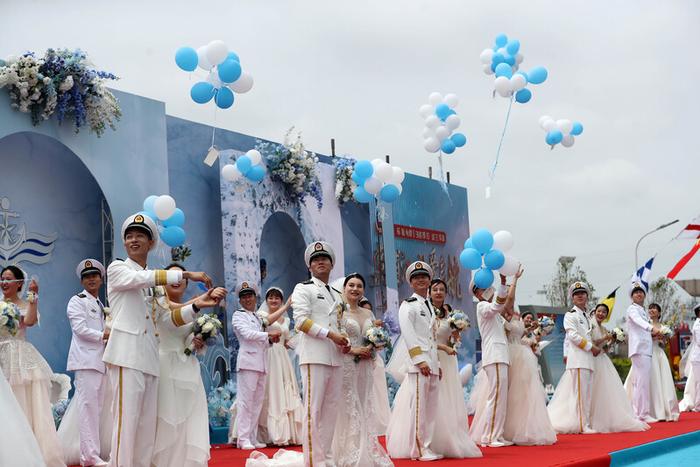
543;256;597;308
648;277;691;325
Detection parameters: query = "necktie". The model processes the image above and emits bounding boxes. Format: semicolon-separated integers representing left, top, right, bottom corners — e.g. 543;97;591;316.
425;300;433;316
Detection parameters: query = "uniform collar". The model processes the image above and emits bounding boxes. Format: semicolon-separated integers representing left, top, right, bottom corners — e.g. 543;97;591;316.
310;276;330;288
572;305;588;314
81;289;99;301
125;257;146;271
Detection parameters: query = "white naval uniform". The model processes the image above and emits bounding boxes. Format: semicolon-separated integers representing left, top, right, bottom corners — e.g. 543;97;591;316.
386;293;441;459
626;303;653;420
474;284;509;446
231;308;271;447
102;258;196;467
291;277;344;467
563;305;596;432
66;290;107;467
690;318;700;411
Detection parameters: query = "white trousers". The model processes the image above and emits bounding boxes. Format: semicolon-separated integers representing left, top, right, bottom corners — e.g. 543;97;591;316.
409;372;439;458
300;364;342;467
481;363;509;445
235;369;267;446
107;366;158;467
571;368;593;432
630;354;651;419
692;363;700;411
75;369;106;466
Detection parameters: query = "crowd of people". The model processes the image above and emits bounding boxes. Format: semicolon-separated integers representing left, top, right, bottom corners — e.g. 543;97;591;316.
1;210;699;467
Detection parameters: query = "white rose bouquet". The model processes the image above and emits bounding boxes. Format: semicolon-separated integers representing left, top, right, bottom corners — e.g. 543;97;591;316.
536;316;555;337
0;301;21;337
611;327;626;343
448;310;470;331
658;324;673;339
355;320;392;363
185;313;223;356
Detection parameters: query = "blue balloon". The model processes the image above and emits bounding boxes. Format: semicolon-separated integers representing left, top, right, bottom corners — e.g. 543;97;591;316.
163;208;185;228
484;249;505;270
471;229;494;254
214;87;235;109
515;71;529;83
246;165;266;182
515;88;532;104
464;238;474;249
527;66;548;85
451;133;467;147
379;184;400;203
143;195;158;215
175;47;198;72
351;172;363;184
161;226;186;248
506;40;520;55
495;34;508;48
494;62;513;79
435;103;452;121
474;267;495;289
504;55;515;66
459;248;482;270
546;130;563;146
218;59;242;83
236;155;252;175
353;186;373;203
441;139;456;154
226;51;240;63
354;160;374;179
571;122;584;136
491;53;505;66
190;82;215;104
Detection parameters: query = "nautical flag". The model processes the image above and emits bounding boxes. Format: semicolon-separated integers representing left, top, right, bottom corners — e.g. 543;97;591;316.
667;239;700;280
601;287;618;324
676;215;700;240
634;257;654;291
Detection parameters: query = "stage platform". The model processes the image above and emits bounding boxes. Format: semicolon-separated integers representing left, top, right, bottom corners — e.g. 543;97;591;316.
199;412;700;467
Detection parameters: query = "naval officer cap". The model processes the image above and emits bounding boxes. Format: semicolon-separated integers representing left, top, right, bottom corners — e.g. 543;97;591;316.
304;241;335;266
568;281;590;298
75;258;105;279
405;261;433;283
629;280;647;297
121;213;159;245
236;281;257;297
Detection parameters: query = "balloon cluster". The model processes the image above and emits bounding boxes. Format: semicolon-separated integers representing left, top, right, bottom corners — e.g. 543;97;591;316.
141;195;187;247
351;159;405;203
479;34;548;104
459;229;520;289
221;149;266;183
539;116;583;148
419;92;467;155
175;40;254;109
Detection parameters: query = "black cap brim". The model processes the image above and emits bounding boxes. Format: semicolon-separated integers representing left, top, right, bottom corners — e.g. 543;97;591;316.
80;268;102;278
124;224;153;240
309;252;332;263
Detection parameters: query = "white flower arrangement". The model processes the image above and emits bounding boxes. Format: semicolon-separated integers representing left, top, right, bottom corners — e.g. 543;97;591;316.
611;327;626;343
537;316;555;336
334;157;356;205
0;54;55;121
355;320;392;363
448;311;471;331
185;313;222;356
0;300;21;337
658;324;673;339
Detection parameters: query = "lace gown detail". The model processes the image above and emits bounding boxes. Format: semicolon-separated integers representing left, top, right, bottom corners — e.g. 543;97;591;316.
331;314;393;467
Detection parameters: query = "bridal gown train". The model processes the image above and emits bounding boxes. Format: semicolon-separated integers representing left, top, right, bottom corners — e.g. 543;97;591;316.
0;367;45;466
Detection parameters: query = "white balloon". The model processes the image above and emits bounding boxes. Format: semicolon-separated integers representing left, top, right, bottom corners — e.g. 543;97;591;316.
424;137;440;153
374;162;393;182
561;135;575;147
494;76;512;97
444;93;459;108
419;104;433;118
371;158;384;168
479;48;494;64
498;255;520;276
230;72;254;93
435;126;450;140
390;167;405;185
222;164;242;181
425;115;441;129
543;120;558;132
483;63;494;75
154;195;176;220
510;74;527;91
428;92;443;106
246;149;262;165
539;115;553;128
492;230;514;252
396;183;403;195
557;119;573;134
497;47;507;56
445;114;461;131
207;70;223;89
515;53;524;65
206;40;229;66
363;177;383;195
422;127;436;139
197;46;212;70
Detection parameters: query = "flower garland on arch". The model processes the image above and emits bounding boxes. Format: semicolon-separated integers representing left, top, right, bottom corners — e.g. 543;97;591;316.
334;156;357;205
0;48;121;136
256;127;323;210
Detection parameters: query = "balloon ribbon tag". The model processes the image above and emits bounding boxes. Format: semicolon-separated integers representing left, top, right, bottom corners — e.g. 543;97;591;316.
203;146;220;167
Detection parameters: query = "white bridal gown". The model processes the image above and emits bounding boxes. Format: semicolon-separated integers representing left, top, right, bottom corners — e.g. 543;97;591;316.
0;303;66;467
0;366;45;466
430;318;482;457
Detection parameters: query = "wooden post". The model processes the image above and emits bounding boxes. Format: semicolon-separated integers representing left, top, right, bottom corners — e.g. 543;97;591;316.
428;167;433;179
330;138;336;157
447;171;451;184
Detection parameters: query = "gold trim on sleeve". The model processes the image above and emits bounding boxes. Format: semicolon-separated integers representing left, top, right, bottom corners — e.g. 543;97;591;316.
155;270;167;286
171;308;186;327
299;319;314;334
409;346;423;358
495;296;506;305
577;339;588;350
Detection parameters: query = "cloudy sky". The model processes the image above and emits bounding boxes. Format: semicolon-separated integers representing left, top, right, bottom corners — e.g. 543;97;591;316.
3;0;699;322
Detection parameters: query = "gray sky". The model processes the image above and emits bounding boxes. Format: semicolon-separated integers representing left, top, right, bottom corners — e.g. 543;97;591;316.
3;0;700;323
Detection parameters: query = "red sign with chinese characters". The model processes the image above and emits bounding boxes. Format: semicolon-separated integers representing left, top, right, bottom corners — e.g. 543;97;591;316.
393;224;447;245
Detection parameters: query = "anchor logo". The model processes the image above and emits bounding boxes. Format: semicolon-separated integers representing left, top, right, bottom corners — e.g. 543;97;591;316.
0;197;58;267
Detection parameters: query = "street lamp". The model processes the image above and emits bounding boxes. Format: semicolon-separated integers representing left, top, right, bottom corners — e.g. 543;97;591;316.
635;219;679;270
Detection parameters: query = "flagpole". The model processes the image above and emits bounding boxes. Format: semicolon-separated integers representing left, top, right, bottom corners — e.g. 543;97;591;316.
635;219;679;270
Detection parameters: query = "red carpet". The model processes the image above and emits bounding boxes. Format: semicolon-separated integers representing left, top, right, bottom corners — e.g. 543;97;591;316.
207;412;700;467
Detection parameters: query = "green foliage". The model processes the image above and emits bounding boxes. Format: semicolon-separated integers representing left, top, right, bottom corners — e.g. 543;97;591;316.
611;357;632;382
543;257;597;308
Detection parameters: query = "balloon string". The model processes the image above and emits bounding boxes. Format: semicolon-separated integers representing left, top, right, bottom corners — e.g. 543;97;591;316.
211;107;218;148
488;95;515;186
437;151;452;204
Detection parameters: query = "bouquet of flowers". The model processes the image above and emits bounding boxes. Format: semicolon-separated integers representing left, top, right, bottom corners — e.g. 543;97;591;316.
334;157;356;204
207;379;236;428
658;324;674;339
448;311;471;331
0;300;21;337
52;398;70;429
537;316;555;336
355;320;392;363
256;128;323;209
611;327;626;343
185;313;223;356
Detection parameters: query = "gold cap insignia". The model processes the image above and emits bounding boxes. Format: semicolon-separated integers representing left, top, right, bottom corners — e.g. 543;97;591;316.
134;214;145;223
415;262;423;269
314;242;323;251
242;282;249;288
574;282;581;288
85;260;93;268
